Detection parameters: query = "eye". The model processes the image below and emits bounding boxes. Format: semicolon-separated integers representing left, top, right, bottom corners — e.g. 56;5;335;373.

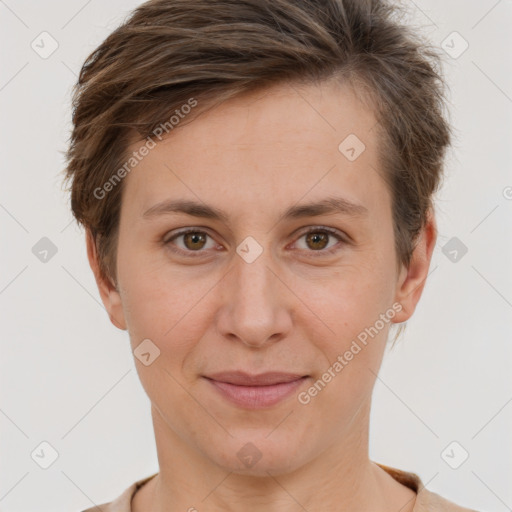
292;226;346;256
164;228;218;257
163;226;347;258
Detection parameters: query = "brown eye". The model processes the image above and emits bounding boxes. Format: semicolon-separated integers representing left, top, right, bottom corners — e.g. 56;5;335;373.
294;227;345;256
165;229;217;256
305;231;329;250
182;231;207;250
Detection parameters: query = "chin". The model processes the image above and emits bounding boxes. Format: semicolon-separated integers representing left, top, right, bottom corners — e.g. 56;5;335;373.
207;435;305;477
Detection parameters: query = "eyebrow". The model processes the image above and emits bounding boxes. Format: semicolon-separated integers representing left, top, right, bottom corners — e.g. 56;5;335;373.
142;196;368;222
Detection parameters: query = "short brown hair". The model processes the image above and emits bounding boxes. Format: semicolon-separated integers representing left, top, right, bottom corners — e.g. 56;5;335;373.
63;0;451;288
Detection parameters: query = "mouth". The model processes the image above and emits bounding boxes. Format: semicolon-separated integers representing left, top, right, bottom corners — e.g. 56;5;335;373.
203;372;310;409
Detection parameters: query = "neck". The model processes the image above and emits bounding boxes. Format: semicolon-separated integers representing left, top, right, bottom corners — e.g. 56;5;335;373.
133;402;416;512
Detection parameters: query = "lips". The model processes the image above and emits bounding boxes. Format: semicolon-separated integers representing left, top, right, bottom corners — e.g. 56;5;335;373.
203;371;309;409
205;371;307;386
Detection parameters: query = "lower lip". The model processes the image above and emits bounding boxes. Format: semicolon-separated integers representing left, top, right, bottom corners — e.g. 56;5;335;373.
205;377;308;409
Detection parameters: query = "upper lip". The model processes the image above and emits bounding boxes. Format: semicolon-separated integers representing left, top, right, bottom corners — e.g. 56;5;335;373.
205;371;307;386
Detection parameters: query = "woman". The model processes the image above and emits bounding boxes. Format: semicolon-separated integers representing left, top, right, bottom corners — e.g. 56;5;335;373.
64;0;478;510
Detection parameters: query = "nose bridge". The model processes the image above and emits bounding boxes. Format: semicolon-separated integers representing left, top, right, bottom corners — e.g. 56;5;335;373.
216;242;291;347
235;247;274;303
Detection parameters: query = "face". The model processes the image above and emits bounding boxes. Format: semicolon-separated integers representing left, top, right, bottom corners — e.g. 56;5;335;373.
88;79;435;476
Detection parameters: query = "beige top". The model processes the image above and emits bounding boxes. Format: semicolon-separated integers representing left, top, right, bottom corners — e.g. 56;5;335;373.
81;462;479;511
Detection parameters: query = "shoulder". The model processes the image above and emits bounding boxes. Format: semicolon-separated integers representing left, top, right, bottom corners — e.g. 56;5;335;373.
79;473;158;512
375;462;480;512
415;487;480;512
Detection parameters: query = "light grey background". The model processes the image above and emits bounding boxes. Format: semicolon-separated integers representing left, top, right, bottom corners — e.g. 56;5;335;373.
1;1;511;511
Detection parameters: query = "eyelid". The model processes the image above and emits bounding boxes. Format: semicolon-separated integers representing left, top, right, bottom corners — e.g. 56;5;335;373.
163;227;213;244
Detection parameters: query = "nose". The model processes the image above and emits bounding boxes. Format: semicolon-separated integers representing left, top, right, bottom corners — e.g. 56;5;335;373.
215;246;293;349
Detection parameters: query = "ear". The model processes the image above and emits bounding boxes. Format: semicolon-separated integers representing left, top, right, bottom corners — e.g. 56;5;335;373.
392;208;437;323
85;229;127;331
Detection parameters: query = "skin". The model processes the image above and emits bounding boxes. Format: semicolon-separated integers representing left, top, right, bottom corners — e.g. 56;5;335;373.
87;79;436;512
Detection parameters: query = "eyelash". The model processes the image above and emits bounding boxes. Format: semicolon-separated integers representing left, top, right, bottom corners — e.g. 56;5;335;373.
163;226;347;258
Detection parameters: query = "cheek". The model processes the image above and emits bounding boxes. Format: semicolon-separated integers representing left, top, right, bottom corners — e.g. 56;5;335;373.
119;262;216;361
299;278;392;418
298;258;395;332
290;254;396;387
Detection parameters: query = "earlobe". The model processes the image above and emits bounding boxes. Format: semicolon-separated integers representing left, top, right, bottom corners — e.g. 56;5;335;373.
392;209;437;324
85;229;127;331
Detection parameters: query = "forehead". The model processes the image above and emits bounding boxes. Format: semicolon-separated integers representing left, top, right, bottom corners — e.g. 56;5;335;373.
120;79;387;221
162;79;379;156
